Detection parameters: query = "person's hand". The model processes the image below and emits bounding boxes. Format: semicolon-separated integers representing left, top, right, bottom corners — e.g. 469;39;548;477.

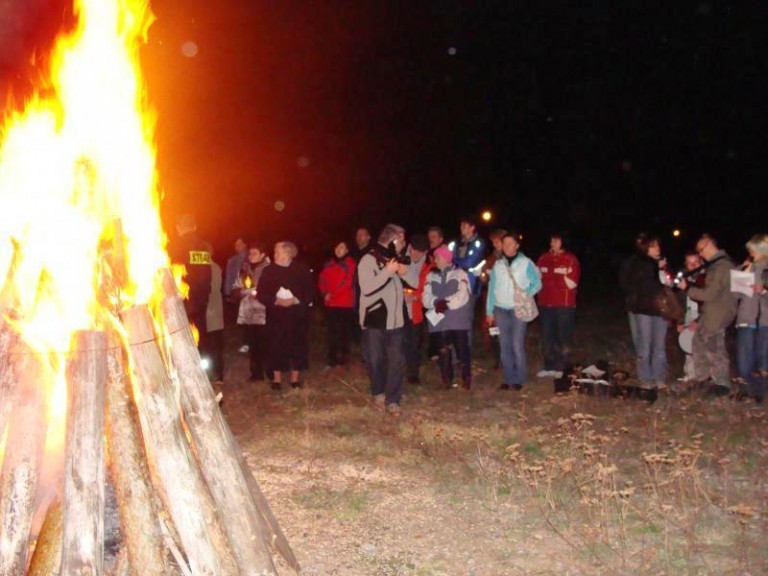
275;297;296;307
553;267;568;275
659;258;667;270
434;299;448;314
384;258;400;275
676;324;684;334
485;315;495;327
689;321;697;332
677;279;688;291
396;263;409;276
324;293;331;303
754;284;765;295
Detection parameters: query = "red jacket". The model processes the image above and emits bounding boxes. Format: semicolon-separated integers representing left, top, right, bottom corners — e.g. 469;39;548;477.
318;256;356;308
536;250;581;308
408;261;432;324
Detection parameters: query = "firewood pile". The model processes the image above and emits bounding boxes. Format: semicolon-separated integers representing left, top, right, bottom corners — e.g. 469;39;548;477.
0;269;298;576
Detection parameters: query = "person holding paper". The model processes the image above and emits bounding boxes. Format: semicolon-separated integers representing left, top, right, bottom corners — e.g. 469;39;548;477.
422;245;473;389
733;234;768;402
677;234;737;397
257;241;315;391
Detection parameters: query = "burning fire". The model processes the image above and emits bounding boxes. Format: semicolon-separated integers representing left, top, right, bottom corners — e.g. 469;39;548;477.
0;0;168;450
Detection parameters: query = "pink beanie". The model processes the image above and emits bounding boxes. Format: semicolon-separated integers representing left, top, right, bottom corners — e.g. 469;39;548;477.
433;245;453;263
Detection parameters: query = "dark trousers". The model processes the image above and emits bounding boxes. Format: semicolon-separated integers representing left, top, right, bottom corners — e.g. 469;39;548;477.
403;319;424;381
244;324;267;379
326;307;355;365
436;330;471;385
202;329;224;381
540;307;575;371
361;327;404;405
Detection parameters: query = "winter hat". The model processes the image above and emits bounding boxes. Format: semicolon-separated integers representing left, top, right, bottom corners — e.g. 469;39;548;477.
433;245;453;263
409;234;429;253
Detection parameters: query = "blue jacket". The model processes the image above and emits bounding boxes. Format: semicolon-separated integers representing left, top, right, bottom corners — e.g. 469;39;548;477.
486;253;541;315
448;234;487;296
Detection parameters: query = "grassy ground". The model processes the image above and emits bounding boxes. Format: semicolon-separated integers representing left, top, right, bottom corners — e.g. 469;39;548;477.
220;299;768;576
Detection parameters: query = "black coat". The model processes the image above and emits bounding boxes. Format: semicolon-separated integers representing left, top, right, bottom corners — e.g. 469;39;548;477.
619;254;664;316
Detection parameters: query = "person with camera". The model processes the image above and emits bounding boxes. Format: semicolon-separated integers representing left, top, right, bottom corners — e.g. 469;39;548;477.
422;245;473;389
618;233;670;390
485;232;542;391
357;223;409;415
675;251;704;384
676;234;737;397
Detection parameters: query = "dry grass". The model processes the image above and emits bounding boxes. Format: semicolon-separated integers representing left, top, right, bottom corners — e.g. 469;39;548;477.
224;302;768;575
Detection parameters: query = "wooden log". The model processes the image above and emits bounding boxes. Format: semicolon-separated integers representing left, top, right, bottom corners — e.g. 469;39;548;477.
104;335;170;576
120;304;237;576
0;340;49;576
160;270;284;576
0;325;18;447
61;330;108;576
27;498;63;576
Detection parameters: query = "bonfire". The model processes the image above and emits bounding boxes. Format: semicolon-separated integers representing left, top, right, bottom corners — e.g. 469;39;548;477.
0;0;295;574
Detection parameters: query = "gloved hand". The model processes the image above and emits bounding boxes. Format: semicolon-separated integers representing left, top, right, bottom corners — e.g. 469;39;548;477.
434;299;448;314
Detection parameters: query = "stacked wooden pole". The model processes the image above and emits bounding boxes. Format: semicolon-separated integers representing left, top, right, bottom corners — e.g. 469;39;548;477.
0;268;298;575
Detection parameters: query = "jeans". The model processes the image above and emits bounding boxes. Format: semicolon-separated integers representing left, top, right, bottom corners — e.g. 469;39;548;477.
539;307;575;371
737;326;768;398
361;327;404;405
494;306;528;386
634;313;668;384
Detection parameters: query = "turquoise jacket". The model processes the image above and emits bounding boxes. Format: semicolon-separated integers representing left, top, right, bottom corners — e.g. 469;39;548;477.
486;252;541;315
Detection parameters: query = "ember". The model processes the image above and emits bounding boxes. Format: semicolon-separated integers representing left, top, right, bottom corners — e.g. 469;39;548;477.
0;0;295;574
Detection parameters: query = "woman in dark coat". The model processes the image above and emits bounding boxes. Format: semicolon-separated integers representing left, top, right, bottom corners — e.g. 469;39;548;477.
257;241;316;390
619;233;670;388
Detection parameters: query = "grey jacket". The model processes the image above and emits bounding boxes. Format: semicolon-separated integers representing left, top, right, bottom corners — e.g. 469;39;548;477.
358;248;405;330
688;250;737;334
736;259;768;327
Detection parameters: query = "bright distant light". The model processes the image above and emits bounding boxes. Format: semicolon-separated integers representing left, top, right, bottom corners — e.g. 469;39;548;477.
447;47;457;56
274;200;285;212
200;357;211;370
181;41;198;58
672;229;681;238
481;210;492;222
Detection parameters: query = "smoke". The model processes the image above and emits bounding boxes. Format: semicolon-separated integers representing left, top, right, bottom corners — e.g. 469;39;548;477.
0;0;62;68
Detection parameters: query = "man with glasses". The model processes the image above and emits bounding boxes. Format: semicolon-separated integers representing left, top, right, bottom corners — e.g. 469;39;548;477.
677;234;737;396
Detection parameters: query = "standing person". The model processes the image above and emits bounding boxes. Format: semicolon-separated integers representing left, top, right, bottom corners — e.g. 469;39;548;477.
350;227;373;263
224;236;249;353
486;233;542;391
318;240;356;368
676;251;704;383
536;233;581;378
358;223;409;415
256;242;315;391
427;226;445;252
402;234;431;384
677;234;737;397
168;213;211;352
422;245;473;389
449;216;488;303
619;233;670;389
733;234;768;402
482;229;507;367
203;242;225;383
233;242;271;382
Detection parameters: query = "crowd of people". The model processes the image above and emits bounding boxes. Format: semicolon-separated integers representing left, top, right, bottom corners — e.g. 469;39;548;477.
170;213;768;415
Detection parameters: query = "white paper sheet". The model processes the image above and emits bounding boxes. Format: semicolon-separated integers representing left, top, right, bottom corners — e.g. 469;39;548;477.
730;270;755;297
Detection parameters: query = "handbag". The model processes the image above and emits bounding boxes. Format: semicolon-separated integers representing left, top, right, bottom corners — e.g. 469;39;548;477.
506;262;539;322
654;286;684;323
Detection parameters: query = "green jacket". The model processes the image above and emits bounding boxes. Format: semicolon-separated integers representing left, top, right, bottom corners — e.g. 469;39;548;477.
687;250;737;334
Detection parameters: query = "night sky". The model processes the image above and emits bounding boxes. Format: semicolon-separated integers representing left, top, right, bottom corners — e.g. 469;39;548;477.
1;0;766;263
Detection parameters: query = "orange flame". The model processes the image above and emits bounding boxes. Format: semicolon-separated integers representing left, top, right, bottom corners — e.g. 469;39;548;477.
0;0;167;450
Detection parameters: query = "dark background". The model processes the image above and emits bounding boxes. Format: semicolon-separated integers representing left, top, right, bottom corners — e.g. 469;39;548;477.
1;0;766;269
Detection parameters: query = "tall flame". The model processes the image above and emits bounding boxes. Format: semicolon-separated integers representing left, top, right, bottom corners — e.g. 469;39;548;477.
0;0;167;446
